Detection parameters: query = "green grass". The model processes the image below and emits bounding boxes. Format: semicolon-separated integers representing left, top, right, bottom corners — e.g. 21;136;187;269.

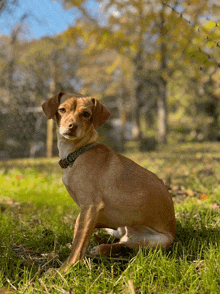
0;142;220;293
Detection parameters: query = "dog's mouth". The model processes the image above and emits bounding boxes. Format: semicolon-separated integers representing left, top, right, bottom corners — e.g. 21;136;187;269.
62;133;76;140
59;128;83;140
61;131;77;140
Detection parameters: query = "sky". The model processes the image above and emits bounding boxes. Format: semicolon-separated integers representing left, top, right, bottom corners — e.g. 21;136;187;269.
0;0;91;39
1;0;214;41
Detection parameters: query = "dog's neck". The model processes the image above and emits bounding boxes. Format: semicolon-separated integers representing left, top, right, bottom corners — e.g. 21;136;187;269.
57;129;99;160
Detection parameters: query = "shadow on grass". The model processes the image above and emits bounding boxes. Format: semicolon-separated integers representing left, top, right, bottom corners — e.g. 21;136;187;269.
1;216;220;286
170;215;220;261
84;211;220;273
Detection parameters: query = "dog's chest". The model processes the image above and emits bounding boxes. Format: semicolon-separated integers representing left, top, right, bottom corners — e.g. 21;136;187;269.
62;165;86;189
62;169;79;203
62;171;69;188
62;167;93;206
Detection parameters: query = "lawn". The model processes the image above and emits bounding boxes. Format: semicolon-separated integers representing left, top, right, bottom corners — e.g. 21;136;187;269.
0;142;220;293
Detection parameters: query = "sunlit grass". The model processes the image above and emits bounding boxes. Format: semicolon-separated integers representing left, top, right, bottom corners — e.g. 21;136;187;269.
0;142;220;293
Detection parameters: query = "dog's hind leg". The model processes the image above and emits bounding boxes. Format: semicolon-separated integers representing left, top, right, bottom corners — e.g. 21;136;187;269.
105;227;126;239
119;226;174;249
90;226;174;256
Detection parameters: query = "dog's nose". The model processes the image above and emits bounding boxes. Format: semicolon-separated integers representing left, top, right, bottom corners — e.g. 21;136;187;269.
68;122;78;131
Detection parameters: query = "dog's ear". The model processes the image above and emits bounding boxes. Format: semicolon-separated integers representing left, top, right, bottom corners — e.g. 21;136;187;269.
90;98;111;129
42;92;66;119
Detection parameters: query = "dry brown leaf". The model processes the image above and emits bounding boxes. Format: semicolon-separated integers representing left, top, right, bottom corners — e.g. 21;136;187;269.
200;194;209;201
184;189;194;196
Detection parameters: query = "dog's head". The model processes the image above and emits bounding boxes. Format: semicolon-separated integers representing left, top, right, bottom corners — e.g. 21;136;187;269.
42;92;111;140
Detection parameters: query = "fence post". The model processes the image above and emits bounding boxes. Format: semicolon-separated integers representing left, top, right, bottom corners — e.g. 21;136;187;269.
46;119;54;158
46;56;57;158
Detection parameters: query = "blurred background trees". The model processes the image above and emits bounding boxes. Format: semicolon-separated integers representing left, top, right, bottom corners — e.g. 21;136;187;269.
1;0;220;159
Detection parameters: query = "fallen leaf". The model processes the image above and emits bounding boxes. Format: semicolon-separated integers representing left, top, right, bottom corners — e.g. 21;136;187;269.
185;189;194;196
15;174;22;180
172;185;181;191
200;194;209;201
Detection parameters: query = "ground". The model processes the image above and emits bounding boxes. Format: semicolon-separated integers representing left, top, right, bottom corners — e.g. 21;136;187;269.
0;142;220;293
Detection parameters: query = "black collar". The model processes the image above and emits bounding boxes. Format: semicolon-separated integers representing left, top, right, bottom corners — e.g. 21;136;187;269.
59;143;96;169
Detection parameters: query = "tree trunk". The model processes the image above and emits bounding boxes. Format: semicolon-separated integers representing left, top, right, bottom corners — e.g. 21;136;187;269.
158;2;168;144
8;27;18;96
117;87;127;151
157;77;167;144
132;87;142;140
132;44;144;141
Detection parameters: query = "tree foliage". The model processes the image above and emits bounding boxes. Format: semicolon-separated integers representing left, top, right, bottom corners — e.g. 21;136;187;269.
1;0;220;158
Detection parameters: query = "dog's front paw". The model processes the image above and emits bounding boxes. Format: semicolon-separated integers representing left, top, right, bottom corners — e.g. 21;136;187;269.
90;244;112;256
90;245;101;256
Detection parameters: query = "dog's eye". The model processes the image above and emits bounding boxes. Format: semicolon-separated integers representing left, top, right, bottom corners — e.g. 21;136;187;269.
82;111;90;118
58;108;66;113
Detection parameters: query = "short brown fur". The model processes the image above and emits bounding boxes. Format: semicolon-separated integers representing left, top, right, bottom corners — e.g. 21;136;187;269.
42;92;176;273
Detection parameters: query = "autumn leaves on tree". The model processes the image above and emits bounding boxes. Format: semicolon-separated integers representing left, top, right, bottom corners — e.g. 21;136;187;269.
1;0;220;148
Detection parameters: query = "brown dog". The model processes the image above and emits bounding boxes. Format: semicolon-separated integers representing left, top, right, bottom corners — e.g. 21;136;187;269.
42;92;176;273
